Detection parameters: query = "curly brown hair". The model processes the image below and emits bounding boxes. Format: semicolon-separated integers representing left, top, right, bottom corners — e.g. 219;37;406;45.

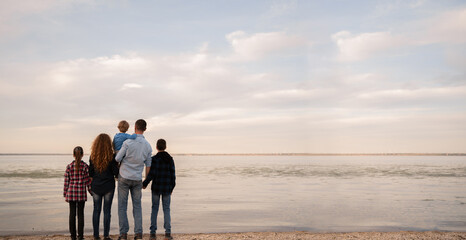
90;133;114;173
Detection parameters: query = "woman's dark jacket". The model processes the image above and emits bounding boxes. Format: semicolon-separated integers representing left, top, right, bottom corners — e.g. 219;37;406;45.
143;151;176;195
89;156;119;196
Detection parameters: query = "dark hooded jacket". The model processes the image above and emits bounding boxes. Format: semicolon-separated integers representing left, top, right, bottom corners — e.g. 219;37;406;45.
143;151;176;195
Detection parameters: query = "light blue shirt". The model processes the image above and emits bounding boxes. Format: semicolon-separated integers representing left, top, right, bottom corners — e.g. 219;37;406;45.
113;133;137;151
115;134;152;181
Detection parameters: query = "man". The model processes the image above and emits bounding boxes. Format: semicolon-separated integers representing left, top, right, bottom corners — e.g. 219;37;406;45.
115;119;152;240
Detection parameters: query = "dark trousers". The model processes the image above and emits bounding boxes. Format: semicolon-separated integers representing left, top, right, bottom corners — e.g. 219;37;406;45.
69;201;85;239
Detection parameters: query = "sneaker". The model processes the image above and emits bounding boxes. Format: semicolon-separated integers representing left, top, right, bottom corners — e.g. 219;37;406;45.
150;233;157;240
118;233;128;240
134;233;143;240
104;237;113;240
164;233;173;240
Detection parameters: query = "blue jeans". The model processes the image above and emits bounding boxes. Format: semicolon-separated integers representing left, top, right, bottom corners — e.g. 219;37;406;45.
118;176;143;235
91;189;115;237
150;193;171;234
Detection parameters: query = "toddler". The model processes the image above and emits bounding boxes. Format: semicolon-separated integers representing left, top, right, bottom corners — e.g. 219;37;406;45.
113;120;137;153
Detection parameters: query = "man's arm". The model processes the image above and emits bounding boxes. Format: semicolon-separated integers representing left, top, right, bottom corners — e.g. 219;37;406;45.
144;144;152;177
115;142;127;163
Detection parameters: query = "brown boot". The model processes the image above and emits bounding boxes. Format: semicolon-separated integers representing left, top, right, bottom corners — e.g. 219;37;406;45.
164;233;173;240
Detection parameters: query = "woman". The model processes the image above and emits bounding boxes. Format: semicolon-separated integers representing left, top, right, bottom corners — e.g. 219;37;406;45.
89;133;119;240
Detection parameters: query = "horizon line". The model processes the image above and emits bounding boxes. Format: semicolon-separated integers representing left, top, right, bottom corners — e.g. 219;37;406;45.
1;153;465;156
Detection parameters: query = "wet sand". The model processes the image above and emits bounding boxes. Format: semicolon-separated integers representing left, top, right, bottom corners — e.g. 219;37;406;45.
2;231;466;240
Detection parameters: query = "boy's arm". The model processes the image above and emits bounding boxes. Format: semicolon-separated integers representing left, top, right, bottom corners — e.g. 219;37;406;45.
142;165;155;188
128;133;137;139
170;158;176;190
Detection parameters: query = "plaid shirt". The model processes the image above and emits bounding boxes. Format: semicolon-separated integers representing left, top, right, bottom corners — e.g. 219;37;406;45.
64;160;91;202
143;151;176;195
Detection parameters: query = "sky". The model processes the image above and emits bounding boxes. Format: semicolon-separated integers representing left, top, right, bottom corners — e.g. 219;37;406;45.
0;0;465;154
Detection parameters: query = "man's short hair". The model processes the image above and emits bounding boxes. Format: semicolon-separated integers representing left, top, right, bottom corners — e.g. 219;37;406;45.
118;120;130;132
156;139;166;151
135;119;147;131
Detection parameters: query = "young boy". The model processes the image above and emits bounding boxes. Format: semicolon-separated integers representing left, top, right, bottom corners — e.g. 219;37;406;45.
113;120;137;153
143;139;176;240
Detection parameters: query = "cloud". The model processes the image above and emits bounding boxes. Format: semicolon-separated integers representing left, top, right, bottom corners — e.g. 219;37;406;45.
333;7;466;62
120;83;143;91
0;45;282;128
422;8;466;44
332;31;407;62
0;0;58;37
355;85;466;109
226;31;307;60
0;0;97;39
358;85;466;99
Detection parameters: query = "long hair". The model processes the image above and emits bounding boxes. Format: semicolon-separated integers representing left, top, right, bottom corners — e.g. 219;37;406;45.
73;146;84;173
90;133;114;173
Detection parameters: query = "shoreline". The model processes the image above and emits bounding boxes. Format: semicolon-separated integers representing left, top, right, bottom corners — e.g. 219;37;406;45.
2;231;466;240
2;153;466;156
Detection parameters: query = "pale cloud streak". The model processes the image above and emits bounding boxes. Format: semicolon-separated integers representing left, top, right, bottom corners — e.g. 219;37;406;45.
226;31;307;61
332;31;407;62
333;7;466;62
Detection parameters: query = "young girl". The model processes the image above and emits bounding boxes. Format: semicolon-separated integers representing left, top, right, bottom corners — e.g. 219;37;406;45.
64;146;91;240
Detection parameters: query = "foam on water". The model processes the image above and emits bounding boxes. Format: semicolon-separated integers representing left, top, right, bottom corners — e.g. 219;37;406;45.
0;169;64;178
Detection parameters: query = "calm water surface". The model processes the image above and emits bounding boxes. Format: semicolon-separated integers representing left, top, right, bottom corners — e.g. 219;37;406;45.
0;155;465;235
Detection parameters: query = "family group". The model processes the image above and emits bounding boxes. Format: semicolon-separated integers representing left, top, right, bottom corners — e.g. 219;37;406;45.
63;119;176;240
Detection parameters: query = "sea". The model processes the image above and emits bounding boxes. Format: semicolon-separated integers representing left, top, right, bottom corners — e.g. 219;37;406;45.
0;154;465;236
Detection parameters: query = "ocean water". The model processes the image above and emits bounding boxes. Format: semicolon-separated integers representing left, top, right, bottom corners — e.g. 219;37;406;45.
0;154;465;235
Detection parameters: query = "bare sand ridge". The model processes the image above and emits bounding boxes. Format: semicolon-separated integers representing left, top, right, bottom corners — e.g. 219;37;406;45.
2;231;466;240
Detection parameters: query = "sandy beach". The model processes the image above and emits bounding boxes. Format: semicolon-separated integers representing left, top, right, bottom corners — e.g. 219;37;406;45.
2;231;466;240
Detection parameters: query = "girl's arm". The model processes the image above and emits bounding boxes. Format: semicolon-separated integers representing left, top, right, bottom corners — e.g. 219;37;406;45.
84;165;92;192
63;165;70;197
